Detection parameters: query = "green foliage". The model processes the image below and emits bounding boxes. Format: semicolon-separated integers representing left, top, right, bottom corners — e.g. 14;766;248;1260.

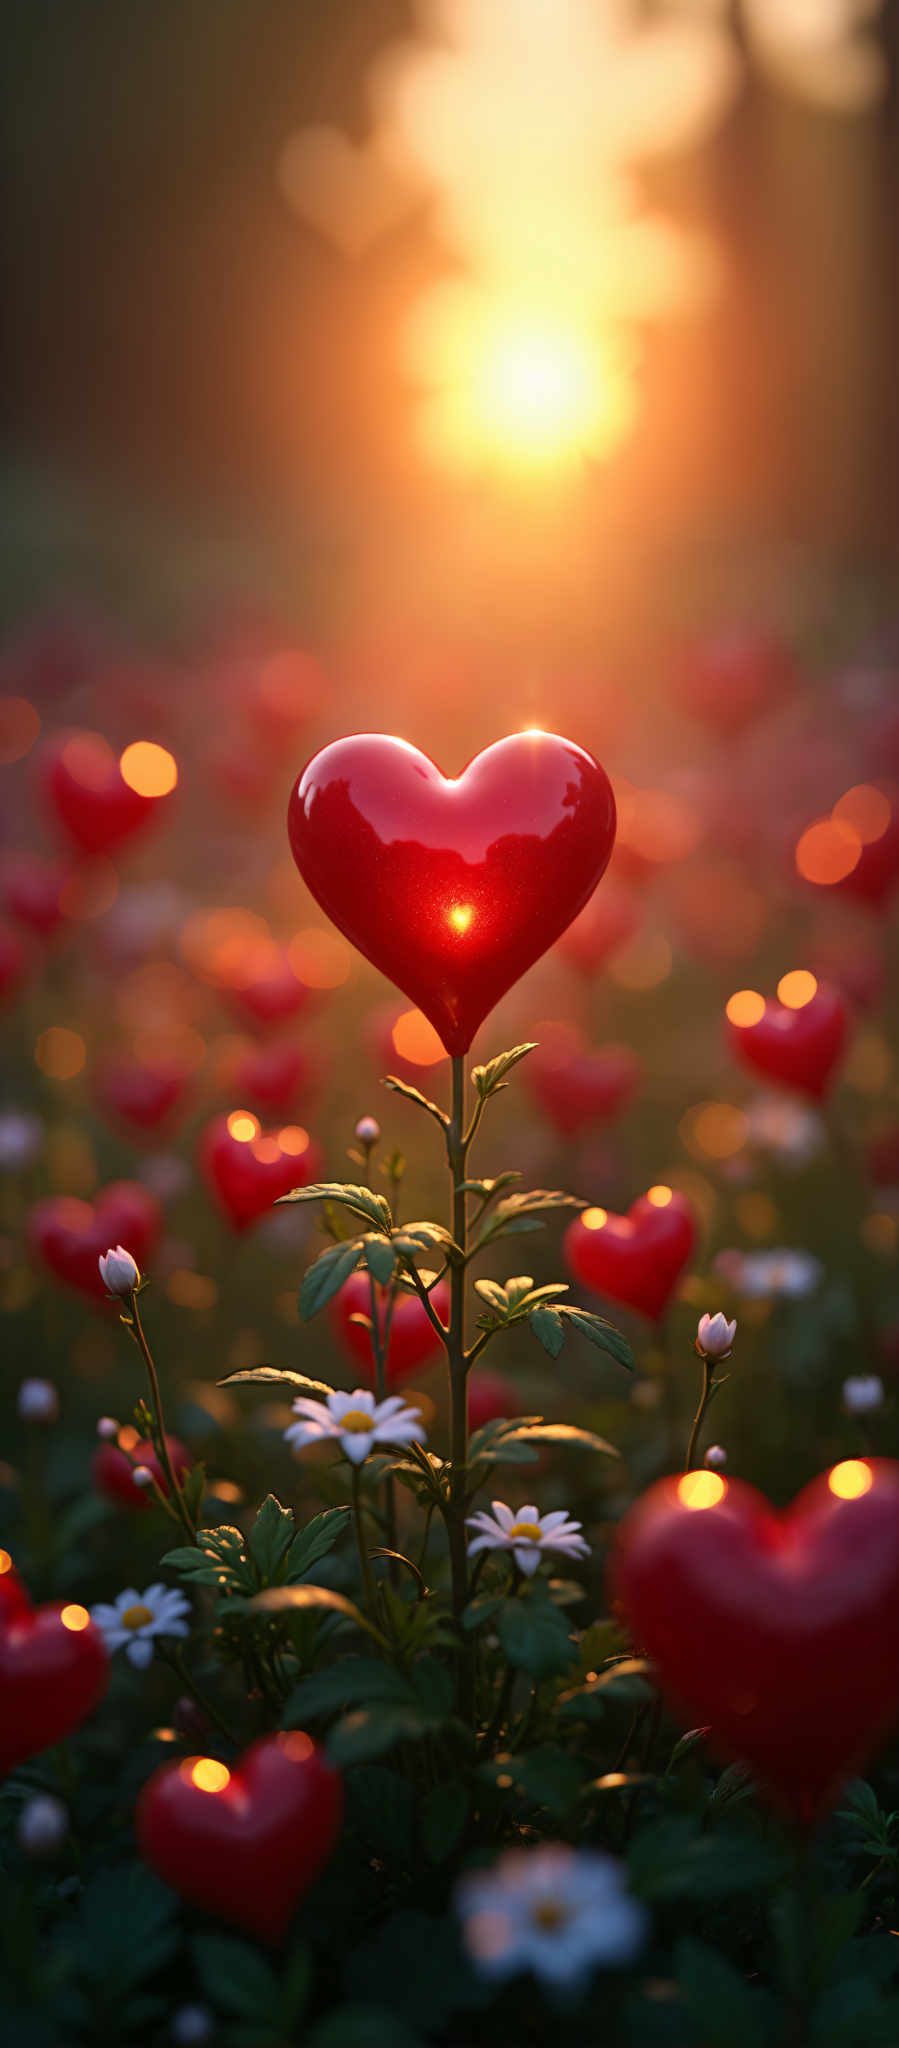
471;1041;538;1099
498;1577;577;1678
300;1237;367;1317
384;1072;449;1129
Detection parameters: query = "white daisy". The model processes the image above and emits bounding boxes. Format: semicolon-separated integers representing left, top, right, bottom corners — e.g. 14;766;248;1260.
456;1844;647;1989
90;1582;190;1669
284;1387;425;1466
466;1500;589;1577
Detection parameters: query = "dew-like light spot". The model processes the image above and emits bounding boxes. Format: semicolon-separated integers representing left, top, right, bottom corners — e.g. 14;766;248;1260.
647;1185;673;1208
581;1206;608;1230
188;1758;231;1793
227;1111;259;1143
60;1604;90;1632
677;1471;726;1510
828;1459;873;1501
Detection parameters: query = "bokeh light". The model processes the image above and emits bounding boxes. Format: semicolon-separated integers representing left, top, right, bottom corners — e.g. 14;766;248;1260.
828;1460;873;1500
726;990;766;1028
119;742;178;798
391;1008;445;1065
35;1027;86;1079
0;697;40;763
776;970;817;1010
796;818;862;885
677;1472;727;1510
187;1758;231;1793
60;1604;90;1632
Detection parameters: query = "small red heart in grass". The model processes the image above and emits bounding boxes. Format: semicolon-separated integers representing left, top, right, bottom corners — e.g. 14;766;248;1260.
725;979;849;1101
0;919;30;1006
40;730;165;855
92;1434;192;1510
564;1188;696;1324
228;1040;317;1115
94;1054;195;1137
28;1182;163;1299
136;1732;343;1944
221;949;311;1033
327;1271;450;1387
288;733;616;1056
0;1598;109;1778
1;852;72;938
611;1459;899;1827
526;1028;641;1138
198;1114;323;1231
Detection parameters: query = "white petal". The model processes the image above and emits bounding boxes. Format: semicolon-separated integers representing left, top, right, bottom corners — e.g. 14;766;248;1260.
284;1417;334;1450
514;1547;541;1575
517;1506;539;1525
537;1510;573;1533
466;1533;504;1558
126;1637;155;1668
489;1501;515;1531
342;1431;375;1464
162;1619;190;1640
330;1389;374;1420
291;1397;335;1423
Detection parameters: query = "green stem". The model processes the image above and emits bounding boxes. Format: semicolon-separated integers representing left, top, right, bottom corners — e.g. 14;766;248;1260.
446;1056;473;1715
367;1272;399;1560
128;1293;196;1541
159;1644;240;1748
352;1463;380;1622
685;1355;715;1472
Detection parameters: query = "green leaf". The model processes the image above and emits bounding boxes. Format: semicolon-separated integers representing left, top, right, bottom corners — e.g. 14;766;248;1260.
179;1460;206;1522
456;1172;522;1201
192;1934;282;2022
299;1238;366;1319
499;1421;620;1458
384;1074;449;1128
218;1365;335;1396
630;1817;785;1903
499;1585;575;1679
248;1493;296;1583
286;1506;351;1582
328;1702;434;1766
467;1413;543;1463
471;1042;538;1099
559;1659;653;1719
420;1777;469;1864
462;1592;506;1632
306;2006;426;2048
528;1304;565;1357
674;1937;778;2048
491;1744;587;1818
473;1278;510;1314
665;1726;711;1773
363;1236;396;1286
276;1181;394;1231
557;1305;634;1371
282;1657;416;1726
246;1584;387;1646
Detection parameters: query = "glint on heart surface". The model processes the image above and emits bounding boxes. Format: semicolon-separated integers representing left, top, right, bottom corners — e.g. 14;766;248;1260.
136;1732;344;1944
288;732;616;1054
612;1460;899;1826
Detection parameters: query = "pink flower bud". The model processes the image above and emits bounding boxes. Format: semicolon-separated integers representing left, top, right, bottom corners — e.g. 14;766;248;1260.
704;1444;727;1469
842;1374;884;1415
18;1794;68;1856
697;1312;736;1360
132;1464;154;1489
96;1416;119;1439
98;1244;140;1296
354;1116;381;1146
16;1378;59;1424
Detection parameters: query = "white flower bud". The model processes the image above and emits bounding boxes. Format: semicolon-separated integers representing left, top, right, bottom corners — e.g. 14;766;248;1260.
18;1793;68;1857
704;1444;727;1469
98;1244;140;1296
132;1464;155;1489
171;2006;214;2046
17;1378;59;1424
96;1416;119;1439
696;1312;737;1361
354;1116;380;1146
842;1375;884;1415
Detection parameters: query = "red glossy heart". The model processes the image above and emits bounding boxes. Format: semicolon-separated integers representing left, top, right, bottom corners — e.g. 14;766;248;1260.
0;920;29;1006
725;982;849;1100
555;879;639;976
0;1552;31;1625
526;1028;641;1138
199;1114;323;1231
612;1460;899;1825
564;1188;696;1324
95;1055;194;1137
40;731;162;855
227;1040;316;1114
328;1271;450;1387
222;949;311;1033
0;1597;109;1778
28;1182;163;1298
136;1732;343;1943
92;1434;192;1511
1;853;71;938
288;733;616;1055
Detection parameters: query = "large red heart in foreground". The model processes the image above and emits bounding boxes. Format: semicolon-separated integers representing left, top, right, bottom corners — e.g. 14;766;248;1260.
328;1271;450;1387
725;980;848;1100
136;1732;343;1943
564;1187;696;1323
288;733;616;1055
198;1114;322;1231
0;1594;109;1777
28;1182;163;1299
612;1460;899;1826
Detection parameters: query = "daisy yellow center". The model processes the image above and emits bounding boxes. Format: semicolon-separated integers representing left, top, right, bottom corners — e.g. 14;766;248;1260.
508;1521;543;1543
532;1899;568;1931
339;1410;375;1433
120;1603;154;1630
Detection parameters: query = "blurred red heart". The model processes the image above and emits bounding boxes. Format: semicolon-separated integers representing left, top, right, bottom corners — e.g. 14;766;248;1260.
725;981;848;1100
228;1040;316;1114
612;1460;899;1825
836;799;899;909
565;1188;696;1323
136;1732;343;1943
468;1368;523;1434
222;949;311;1033
526;1029;641;1138
40;731;161;855
867;1125;899;1189
328;1271;450;1387
0;920;29;1006
199;1114;322;1231
1;852;71;938
92;1433;192;1511
288;733;616;1056
28;1182;163;1298
245;648;325;745
95;1054;195;1137
0;1596;109;1778
0;1553;31;1625
674;628;794;734
555;879;638;976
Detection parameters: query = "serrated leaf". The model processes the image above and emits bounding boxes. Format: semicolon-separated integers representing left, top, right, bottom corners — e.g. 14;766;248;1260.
467;1413;543;1462
245;1584;387;1646
277;1181;394;1231
384;1074;449;1127
299;1237;367;1319
286;1506;351;1581
557;1306;634;1371
528;1304;565;1357
249;1493;296;1582
473;1278;509;1313
472;1042;538;1099
363;1236;396;1286
218;1365;335;1396
456;1172;522;1199
499;1586;575;1678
